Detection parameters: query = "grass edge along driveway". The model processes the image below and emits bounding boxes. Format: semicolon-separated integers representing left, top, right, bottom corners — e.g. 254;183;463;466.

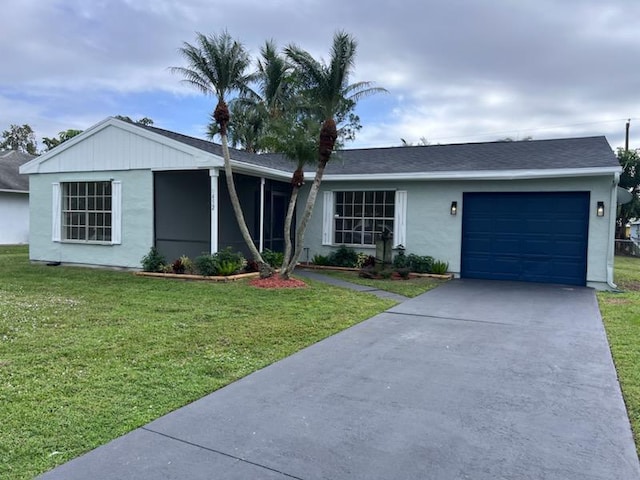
598;255;640;458
0;246;397;480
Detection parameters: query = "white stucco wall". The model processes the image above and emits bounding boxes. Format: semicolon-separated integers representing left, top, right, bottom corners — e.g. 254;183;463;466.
0;191;29;244
300;175;615;287
28;170;153;268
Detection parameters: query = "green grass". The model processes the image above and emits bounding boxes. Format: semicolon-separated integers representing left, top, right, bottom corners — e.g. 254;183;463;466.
0;247;395;479
598;255;640;456
317;270;447;298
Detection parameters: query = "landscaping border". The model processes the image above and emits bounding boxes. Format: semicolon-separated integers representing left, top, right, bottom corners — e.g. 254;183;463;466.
134;271;260;282
298;264;453;280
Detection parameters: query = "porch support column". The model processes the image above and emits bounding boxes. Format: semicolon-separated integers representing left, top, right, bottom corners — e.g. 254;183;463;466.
259;177;266;252
210;169;219;254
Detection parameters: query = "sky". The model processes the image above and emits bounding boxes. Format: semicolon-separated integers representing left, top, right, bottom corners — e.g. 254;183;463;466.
1;0;639;153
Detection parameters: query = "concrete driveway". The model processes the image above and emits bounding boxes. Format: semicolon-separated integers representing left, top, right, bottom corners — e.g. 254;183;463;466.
40;279;640;479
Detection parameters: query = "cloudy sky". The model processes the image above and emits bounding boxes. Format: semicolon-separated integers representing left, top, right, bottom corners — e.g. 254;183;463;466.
1;0;639;153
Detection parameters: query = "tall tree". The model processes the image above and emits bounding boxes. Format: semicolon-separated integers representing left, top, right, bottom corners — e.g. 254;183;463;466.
42;129;83;151
1;124;37;154
206;99;264;153
206;40;295;153
171;31;272;276
617;147;640;239
278;31;386;278
114;115;155;126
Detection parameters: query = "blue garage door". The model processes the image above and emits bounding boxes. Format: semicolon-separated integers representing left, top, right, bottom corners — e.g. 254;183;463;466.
461;192;589;286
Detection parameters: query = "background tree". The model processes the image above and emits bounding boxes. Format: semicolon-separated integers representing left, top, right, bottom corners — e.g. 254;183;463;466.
616;147;640;239
400;137;430;146
278;31;387;278
171;31;272;276
114;115;154;126
42;129;83;151
1;124;37;154
497;136;533;142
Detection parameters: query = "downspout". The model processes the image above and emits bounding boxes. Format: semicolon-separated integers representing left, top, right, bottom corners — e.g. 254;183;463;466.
259;177;265;253
606;172;620;289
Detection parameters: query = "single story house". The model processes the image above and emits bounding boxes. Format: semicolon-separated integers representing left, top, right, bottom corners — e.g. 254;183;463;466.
0;149;34;244
20;117;621;288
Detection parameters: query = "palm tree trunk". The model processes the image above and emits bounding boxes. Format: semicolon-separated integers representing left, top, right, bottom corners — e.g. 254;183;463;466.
282;160;328;277
220;134;273;277
279;185;300;280
282;118;337;277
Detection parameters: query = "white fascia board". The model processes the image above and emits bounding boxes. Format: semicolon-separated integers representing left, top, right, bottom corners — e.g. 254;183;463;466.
315;166;622;182
19;117;223;174
230;160;291;181
0;188;28;194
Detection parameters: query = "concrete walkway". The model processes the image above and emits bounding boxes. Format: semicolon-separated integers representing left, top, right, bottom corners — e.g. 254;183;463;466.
295;268;411;302
39;279;640;479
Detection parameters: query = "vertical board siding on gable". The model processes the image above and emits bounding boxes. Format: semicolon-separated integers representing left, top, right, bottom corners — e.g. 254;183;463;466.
35;126;200;173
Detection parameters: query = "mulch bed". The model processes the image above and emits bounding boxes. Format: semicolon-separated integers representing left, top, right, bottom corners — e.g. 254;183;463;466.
249;276;307;289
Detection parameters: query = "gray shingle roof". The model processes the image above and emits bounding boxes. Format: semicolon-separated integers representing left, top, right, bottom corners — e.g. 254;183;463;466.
141;125;619;175
0;150;34;191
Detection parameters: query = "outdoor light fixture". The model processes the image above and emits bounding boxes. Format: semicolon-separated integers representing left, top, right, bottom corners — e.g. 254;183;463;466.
450;201;458;216
596;201;605;217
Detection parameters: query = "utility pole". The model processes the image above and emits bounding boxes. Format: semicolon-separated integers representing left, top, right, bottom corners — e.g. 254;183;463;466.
625;118;630;152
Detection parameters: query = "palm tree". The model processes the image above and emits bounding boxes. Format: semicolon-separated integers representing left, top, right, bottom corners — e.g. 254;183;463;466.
279;31;387;278
206;100;264;153
205;40;295;153
171;31;272;276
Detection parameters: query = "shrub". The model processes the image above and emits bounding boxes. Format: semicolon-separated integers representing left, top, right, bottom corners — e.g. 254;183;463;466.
356;252;376;269
262;249;284;268
312;254;331;266
194;248;245;276
407;254;434;273
328;245;359;268
215;247;245;267
396;267;411;279
195;254;217;276
141;246;165;272
216;259;242;276
430;260;449;275
393;247;409;269
171;258;185;274
180;255;195;274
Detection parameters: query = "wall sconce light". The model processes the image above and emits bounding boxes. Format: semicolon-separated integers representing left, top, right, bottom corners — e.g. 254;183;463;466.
596;201;605;217
450;201;458;216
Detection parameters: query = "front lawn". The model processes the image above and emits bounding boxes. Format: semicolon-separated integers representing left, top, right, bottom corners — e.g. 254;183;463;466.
316;270;447;298
0;247;395;479
598;255;640;456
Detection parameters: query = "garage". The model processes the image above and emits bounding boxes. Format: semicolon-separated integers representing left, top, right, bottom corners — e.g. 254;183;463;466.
461;192;590;286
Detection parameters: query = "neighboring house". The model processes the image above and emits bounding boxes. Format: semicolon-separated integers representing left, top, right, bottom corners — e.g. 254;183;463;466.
0;150;34;244
20;117;621;288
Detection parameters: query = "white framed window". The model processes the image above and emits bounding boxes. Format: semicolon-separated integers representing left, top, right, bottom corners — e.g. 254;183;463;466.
53;180;122;244
322;190;406;248
333;190;395;246
62;181;112;242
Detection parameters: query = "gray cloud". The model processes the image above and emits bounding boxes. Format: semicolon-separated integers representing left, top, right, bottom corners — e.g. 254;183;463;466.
1;0;638;150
